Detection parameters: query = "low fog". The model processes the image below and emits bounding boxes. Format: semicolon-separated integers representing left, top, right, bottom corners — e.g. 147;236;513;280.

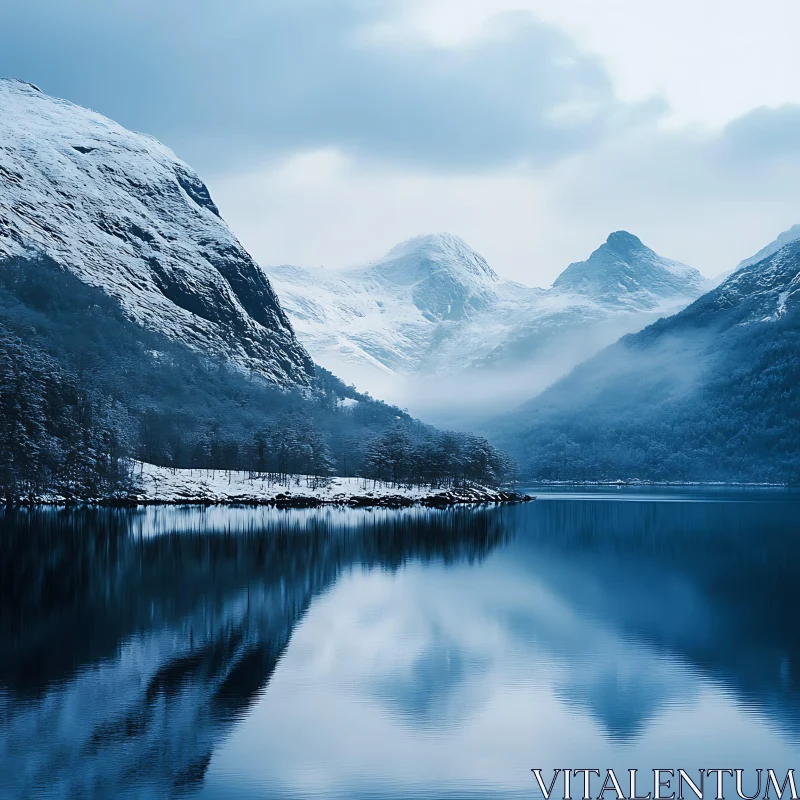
484;305;783;482
336;310;681;429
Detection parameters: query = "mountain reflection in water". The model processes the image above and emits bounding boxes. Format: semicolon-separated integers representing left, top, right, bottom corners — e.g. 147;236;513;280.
1;494;799;799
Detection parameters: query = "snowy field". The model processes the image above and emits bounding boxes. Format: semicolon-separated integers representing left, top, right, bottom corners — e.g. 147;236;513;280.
130;462;516;506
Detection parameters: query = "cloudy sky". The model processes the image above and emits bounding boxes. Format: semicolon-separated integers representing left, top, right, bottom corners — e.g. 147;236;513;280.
2;0;799;284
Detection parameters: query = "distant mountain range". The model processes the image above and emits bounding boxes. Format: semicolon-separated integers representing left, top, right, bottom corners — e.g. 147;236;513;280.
486;234;800;483
267;230;709;420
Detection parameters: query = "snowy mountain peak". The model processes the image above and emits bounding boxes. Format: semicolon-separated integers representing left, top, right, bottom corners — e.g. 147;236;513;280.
266;227;709;417
552;231;706;309
736;224;800;271
0;79;313;387
372;232;499;284
366;232;500;321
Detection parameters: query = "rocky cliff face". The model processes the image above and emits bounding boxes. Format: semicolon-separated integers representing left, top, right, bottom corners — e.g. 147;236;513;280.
0;79;313;387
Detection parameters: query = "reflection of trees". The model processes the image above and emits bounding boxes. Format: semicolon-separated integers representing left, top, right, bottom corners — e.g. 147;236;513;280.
505;498;800;742
0;506;506;798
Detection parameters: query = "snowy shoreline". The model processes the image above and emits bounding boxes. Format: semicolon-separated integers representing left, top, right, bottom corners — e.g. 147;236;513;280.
5;463;532;508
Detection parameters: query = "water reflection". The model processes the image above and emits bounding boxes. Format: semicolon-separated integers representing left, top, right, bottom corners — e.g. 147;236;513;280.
0;506;505;799
1;495;800;799
509;497;800;744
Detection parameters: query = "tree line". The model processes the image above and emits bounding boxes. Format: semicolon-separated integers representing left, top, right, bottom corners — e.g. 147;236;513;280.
0;330;131;499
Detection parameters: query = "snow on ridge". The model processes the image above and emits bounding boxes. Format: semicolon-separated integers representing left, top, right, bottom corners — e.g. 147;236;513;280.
0;79;313;387
717;239;800;324
371;232;500;285
736;224;800;271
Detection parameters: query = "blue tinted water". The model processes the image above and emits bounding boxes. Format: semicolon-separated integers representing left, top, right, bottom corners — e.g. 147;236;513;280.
1;492;799;798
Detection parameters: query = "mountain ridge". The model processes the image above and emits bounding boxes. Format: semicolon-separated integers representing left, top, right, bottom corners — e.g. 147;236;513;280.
368;232;500;285
553;231;707;307
363;232;503;322
736;224;800;271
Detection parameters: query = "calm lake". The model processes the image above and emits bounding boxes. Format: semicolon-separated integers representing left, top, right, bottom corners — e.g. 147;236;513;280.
2;488;800;799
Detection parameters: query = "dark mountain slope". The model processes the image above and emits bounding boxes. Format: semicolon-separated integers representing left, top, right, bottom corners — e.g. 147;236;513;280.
488;241;800;483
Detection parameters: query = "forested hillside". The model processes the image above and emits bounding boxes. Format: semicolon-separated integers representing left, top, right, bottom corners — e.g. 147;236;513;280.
488;242;800;484
0;256;512;500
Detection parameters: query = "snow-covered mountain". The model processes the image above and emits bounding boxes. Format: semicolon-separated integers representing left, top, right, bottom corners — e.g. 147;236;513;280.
267;233;509;387
552;230;707;307
0;79;313;387
266;231;708;418
715;238;800;323
736;223;800;271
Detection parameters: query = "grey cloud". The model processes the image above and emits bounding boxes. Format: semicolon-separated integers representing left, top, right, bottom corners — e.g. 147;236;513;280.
543;103;800;277
719;104;800;161
0;0;645;173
